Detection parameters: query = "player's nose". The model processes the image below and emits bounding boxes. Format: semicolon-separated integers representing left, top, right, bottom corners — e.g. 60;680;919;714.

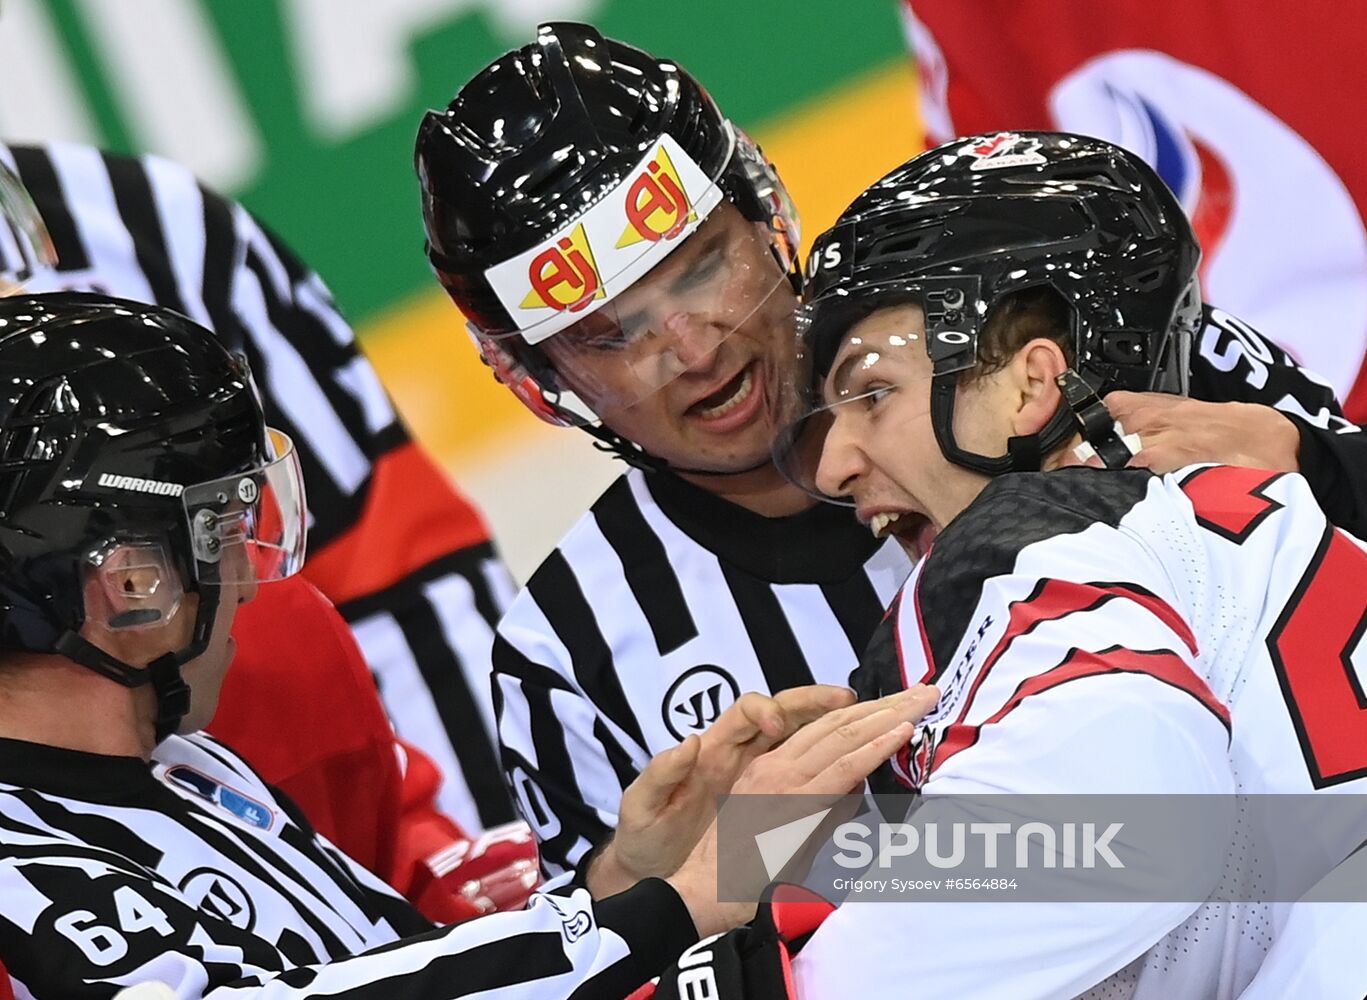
814;415;866;501
663;311;724;373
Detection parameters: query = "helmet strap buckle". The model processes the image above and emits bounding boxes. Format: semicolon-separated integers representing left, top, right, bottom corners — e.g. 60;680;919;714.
1054;369;1135;470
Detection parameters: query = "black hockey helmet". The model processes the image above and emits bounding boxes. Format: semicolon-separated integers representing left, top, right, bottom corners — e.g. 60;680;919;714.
416;21;799;465
776;130;1202;493
0;159;57;294
0;292;306;740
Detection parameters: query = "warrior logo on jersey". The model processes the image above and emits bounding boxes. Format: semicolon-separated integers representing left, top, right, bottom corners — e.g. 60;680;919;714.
663;665;740;740
617;143;696;247
519;223;604;314
966;132;1046;171
543;893;593;943
179;868;256;931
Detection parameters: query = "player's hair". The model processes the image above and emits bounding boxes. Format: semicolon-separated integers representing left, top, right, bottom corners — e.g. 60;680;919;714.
975;286;1074;378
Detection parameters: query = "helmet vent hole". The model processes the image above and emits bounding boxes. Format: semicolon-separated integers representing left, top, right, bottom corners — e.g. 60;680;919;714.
0;426;39;465
877;233;935;257
1126;265;1169;292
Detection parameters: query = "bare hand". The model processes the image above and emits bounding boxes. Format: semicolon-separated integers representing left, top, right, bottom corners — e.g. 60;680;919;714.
1099;392;1301;475
588;685;856;896
666;686;939;936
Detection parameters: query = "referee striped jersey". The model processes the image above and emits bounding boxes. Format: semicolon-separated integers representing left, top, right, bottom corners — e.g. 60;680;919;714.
494;468;913;876
0;141;514;834
0;733;697;997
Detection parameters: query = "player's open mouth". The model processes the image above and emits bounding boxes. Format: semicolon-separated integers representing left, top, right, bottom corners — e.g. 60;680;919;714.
686;362;761;428
869;511;938;560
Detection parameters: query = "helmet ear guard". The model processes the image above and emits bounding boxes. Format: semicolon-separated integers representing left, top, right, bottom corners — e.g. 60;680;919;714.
82;541;186;632
465;321;599;429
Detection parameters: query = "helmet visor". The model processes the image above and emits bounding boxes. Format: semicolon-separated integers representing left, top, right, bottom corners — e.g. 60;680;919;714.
182;428;307;584
0;160;57;295
772;315;934;507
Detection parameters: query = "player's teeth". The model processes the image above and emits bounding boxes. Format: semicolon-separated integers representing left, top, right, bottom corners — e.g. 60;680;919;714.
698;368;752;419
870;512;904;538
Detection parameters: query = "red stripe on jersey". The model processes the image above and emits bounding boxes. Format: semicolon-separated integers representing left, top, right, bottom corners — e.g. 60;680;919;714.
945;579;1197;734
304;441;491;605
1179;465;1285;544
931;646;1230;777
1268;525;1367;786
909;570;937;685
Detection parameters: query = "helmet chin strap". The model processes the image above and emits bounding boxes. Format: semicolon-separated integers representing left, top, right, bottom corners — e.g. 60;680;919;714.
53;573;222;744
931;368;1136;476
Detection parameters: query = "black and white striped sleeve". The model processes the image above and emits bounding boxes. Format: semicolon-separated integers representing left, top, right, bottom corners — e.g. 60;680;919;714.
1189;304;1367;537
0;852;697;999
493;599;650;880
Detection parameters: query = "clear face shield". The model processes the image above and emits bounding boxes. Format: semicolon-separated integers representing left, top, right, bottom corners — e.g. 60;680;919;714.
0;160;58;296
531;207;796;421
478;128;797;425
182;428;307;584
771;304;937;507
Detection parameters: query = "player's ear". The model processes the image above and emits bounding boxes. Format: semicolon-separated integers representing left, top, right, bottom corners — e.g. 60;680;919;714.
1009;337;1070;437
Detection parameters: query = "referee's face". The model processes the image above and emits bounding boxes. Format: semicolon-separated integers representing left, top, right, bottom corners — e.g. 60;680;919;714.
176;564;258;735
552;204;799;473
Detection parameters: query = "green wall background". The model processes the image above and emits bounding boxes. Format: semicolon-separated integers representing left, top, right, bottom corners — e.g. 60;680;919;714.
24;0;909;322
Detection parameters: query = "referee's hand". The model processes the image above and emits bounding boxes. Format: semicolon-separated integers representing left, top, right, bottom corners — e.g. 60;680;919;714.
668;686;939;936
588;685;935;899
587;685;852;897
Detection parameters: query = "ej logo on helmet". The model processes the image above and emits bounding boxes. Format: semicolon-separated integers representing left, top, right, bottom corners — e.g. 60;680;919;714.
484;133;725;344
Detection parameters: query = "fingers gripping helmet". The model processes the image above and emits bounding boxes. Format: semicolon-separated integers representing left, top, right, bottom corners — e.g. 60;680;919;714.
0;293;306;740
416;21;799;466
800;131;1203;476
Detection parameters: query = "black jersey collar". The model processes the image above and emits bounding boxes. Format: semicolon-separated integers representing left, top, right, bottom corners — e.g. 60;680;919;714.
643;470;882;584
0;737;158;805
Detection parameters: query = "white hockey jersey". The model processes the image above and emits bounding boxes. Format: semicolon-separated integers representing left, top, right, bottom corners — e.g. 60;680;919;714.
794;464;1367;1000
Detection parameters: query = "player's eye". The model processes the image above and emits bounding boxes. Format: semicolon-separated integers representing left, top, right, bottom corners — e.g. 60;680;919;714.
866;384;896;407
674;247;726;291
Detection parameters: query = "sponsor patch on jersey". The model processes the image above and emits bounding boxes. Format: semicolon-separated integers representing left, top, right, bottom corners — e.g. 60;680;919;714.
965;132;1046;171
165;765;274;830
484;131;726;344
94;473;184;497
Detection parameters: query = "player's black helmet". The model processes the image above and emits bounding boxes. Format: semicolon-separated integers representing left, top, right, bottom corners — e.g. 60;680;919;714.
792;131;1202;479
0;293;306;739
416;21;798;458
